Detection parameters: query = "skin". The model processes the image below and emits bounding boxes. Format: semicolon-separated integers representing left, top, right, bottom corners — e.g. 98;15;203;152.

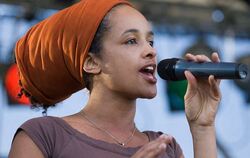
9;5;221;158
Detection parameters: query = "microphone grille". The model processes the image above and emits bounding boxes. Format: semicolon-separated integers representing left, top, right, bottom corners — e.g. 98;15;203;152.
157;58;179;80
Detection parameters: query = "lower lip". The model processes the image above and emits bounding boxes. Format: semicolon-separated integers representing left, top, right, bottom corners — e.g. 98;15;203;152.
139;72;157;84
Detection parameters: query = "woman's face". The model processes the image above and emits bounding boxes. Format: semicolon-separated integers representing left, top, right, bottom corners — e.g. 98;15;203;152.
97;5;157;100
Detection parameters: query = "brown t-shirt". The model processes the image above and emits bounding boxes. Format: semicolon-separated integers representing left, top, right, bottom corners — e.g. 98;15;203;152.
15;116;183;158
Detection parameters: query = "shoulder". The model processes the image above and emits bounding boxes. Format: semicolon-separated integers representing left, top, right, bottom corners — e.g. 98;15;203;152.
9;117;56;158
21;116;56;127
12;116;73;158
18;116;59;136
20;116;74;132
18;116;75;143
9;130;44;158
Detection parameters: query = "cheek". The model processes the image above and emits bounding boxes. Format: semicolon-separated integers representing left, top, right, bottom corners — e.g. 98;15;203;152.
100;59;132;87
101;64;157;99
102;52;136;75
100;49;144;91
111;66;134;85
105;65;137;93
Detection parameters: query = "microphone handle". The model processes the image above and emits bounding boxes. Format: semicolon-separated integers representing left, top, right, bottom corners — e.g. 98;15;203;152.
174;60;248;80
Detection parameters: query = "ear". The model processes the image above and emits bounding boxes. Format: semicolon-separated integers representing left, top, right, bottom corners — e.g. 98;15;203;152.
83;54;101;74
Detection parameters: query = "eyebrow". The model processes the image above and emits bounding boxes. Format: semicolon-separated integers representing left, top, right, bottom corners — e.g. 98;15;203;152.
122;29;154;36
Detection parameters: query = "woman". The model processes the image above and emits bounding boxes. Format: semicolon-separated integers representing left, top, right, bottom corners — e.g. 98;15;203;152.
9;0;221;157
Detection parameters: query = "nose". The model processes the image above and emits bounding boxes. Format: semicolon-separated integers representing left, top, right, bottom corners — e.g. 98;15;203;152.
142;43;157;59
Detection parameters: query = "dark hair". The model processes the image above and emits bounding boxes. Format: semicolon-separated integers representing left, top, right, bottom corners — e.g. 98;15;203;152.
17;80;53;115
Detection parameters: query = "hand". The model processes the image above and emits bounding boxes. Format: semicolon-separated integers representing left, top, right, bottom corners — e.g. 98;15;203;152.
131;134;172;158
184;52;221;127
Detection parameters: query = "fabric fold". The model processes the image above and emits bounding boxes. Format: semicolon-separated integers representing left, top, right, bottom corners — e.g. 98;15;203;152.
15;0;131;105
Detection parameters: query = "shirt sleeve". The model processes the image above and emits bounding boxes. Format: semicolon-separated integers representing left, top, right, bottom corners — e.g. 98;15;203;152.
13;117;55;158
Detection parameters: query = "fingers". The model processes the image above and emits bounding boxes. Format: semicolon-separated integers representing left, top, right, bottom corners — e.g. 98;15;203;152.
185;52;221;84
208;75;221;100
131;134;173;158
143;134;172;158
185;53;211;62
211;52;220;63
184;71;197;96
185;52;220;63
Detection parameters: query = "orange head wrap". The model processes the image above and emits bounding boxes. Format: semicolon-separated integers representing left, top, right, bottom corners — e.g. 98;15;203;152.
15;0;131;105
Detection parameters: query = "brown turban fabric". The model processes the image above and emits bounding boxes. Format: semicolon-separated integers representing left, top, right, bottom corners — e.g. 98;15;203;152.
15;0;131;105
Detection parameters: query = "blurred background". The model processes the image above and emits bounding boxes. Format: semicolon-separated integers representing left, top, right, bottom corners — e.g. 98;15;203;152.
0;0;250;157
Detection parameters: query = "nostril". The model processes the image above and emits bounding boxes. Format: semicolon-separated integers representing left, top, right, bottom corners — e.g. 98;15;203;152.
146;53;153;58
145;50;156;58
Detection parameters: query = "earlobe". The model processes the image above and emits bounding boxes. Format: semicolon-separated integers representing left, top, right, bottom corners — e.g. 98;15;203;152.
83;55;101;74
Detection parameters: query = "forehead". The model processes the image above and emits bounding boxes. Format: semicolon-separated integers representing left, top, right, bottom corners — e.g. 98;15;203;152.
108;5;152;35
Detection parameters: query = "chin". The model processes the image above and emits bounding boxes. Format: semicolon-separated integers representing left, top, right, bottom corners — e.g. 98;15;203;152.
147;93;157;99
140;90;157;99
143;95;156;99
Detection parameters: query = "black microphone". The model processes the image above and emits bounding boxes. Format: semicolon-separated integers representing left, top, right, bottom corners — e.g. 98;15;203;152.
157;58;248;81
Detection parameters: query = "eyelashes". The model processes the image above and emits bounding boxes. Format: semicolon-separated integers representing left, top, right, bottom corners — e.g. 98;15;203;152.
125;38;154;47
125;38;137;45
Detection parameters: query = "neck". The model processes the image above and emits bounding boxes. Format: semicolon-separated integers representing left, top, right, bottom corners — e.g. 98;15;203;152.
82;87;136;129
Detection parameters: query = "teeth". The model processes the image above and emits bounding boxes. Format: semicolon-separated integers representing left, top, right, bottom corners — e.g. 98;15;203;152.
145;66;154;71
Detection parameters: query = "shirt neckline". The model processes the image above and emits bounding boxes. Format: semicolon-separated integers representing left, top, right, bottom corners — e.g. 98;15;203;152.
48;116;153;156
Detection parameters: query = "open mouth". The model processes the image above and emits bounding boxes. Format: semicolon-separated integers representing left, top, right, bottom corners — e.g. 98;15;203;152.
140;65;155;75
139;65;157;83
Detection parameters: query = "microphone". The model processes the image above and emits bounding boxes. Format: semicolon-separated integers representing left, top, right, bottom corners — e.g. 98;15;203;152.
157;58;248;81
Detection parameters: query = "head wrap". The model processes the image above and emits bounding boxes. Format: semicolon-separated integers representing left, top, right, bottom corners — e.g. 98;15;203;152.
15;0;131;105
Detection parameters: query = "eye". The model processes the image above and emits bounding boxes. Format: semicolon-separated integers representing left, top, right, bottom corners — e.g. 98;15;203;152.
125;39;137;45
149;40;154;47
